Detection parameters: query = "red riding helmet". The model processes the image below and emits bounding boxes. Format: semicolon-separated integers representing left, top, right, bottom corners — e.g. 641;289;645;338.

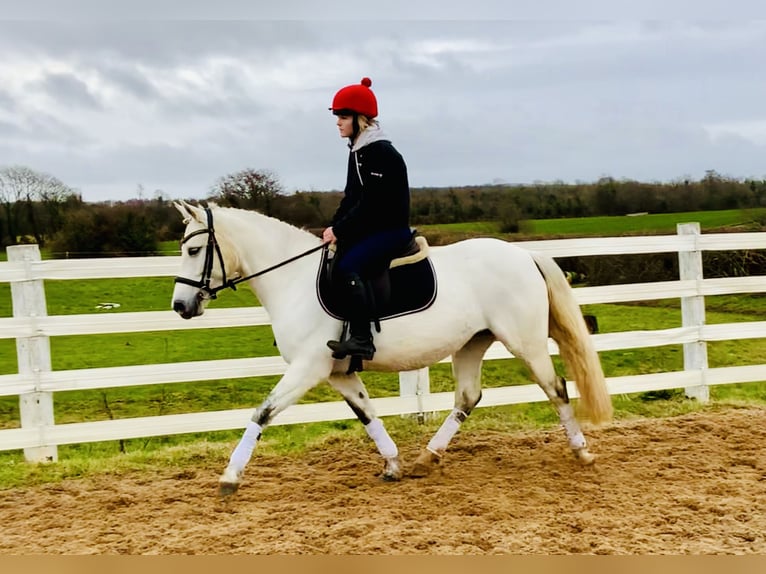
329;77;378;118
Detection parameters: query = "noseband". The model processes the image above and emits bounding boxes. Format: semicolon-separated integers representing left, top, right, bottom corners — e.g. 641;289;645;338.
174;207;329;300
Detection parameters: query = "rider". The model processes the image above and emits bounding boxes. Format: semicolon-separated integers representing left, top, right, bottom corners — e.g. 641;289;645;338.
324;77;413;361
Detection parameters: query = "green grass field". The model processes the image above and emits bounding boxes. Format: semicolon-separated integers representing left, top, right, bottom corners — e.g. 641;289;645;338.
419;208;766;239
0;208;764;488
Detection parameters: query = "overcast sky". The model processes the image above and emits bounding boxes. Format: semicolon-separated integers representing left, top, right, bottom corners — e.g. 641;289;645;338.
1;2;765;202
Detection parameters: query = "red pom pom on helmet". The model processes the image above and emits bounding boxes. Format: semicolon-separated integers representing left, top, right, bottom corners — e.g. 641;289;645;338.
330;77;378;118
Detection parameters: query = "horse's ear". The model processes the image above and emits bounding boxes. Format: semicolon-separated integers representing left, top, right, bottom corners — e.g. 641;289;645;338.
173;201;191;224
174;200;203;224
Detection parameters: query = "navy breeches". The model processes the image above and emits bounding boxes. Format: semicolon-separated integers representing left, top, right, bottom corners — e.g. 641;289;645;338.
336;228;413;279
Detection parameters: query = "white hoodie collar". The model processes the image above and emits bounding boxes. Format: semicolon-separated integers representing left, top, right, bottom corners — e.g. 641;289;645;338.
351;123;390;152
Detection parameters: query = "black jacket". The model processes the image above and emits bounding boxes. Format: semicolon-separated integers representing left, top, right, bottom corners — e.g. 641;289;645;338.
331;128;410;246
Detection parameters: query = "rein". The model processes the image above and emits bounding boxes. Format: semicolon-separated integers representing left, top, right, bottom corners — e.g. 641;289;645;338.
174;207;328;299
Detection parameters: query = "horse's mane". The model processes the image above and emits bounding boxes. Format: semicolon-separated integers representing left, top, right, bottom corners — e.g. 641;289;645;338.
210;204;320;246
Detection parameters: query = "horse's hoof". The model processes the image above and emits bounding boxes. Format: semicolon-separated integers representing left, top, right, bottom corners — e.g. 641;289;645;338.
218;467;242;498
381;456;403;481
409;449;441;478
218;480;240;499
573;448;596;465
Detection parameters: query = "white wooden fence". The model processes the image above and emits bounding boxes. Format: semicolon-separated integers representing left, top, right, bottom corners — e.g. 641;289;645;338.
1;223;766;462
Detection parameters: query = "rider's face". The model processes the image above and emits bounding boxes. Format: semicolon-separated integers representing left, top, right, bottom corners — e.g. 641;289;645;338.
336;115;354;138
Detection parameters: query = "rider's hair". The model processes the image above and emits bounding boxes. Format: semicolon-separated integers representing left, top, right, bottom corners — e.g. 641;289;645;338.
356;114;378;133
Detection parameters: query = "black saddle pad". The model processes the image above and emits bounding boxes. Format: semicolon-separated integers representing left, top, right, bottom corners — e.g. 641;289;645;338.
316;248;437;321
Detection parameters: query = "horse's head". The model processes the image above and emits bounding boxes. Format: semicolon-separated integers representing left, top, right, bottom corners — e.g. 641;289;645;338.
171;200;238;319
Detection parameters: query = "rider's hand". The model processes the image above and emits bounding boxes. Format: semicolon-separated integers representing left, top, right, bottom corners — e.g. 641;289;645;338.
322;227;337;244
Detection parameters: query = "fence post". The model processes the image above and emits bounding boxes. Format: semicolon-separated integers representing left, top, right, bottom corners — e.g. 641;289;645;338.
398;367;433;424
677;223;710;402
8;245;58;462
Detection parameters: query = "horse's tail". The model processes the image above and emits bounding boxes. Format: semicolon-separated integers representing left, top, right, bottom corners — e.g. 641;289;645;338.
530;251;613;425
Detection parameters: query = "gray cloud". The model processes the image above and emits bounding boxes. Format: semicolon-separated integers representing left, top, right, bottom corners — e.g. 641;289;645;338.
35;72;102;110
0;21;323;67
95;63;161;100
1;18;765;202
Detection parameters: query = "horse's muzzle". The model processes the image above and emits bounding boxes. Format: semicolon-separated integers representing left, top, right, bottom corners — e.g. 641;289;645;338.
173;300;196;320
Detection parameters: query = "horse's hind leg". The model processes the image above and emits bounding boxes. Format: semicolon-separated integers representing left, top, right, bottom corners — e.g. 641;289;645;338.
410;331;494;478
328;373;402;481
518;346;597;465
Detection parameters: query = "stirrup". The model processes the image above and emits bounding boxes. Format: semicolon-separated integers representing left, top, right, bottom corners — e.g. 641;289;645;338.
327;341;352;360
327;338;375;361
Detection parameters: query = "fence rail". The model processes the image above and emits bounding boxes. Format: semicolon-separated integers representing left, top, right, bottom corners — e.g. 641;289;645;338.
2;223;765;461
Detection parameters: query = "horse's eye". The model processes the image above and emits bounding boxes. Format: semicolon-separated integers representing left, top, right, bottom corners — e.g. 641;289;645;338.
188;246;202;256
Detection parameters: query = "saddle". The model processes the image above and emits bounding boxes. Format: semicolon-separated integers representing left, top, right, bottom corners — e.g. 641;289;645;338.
316;232;438;327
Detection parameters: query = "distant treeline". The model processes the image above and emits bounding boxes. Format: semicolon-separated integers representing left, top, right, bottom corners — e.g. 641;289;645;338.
220;169;766;235
409;170;766;231
2;167;766;257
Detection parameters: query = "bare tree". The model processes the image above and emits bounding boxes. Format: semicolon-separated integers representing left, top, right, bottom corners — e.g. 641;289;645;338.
210;168;284;215
0;165;77;246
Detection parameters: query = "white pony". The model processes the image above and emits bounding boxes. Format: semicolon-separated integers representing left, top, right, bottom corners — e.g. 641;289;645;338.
170;201;613;497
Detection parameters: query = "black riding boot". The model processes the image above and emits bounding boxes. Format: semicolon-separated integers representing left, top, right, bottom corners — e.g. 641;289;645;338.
327;274;376;360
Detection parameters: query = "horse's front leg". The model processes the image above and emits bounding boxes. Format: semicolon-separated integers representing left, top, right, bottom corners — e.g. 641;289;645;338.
328;373;402;481
219;356;331;498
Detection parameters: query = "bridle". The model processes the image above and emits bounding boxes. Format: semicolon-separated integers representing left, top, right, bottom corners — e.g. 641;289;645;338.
174;207;328;300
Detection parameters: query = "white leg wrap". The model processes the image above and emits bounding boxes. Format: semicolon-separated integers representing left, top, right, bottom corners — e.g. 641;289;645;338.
228;421;263;472
559;407;586;449
365;418;398;459
427;408;466;454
